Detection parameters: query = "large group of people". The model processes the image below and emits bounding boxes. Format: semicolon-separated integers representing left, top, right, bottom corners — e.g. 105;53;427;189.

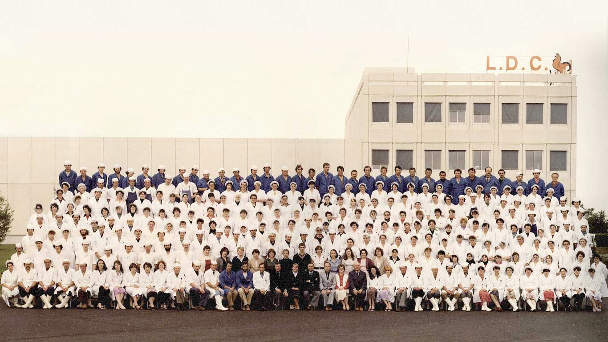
1;161;606;313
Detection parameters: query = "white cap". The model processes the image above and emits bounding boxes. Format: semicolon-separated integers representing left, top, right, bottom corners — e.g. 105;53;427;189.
158;165;165;169
129;177;136;181
192;260;202;266
192;165;199;170
263;163;271;168
127;167;134;173
281;166;289;171
114;164;121;168
517;171;524;175
64;160;71;166
173;263;181;269
179;166;186;170
218;168;225;172
165;174;171;179
533;169;541;174
232;167;239;172
80;166;87;171
98;163;105;168
142;164;149;168
111;178;118;182
250;165;258;170
97;178;105;183
202;170;210;174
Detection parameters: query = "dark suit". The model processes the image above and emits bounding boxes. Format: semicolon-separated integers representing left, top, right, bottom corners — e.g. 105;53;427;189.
284;271;303;308
301;270;321;308
270;270;286;309
348;270;368;309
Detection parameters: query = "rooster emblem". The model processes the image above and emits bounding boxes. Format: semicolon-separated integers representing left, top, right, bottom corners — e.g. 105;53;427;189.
552;53;572;74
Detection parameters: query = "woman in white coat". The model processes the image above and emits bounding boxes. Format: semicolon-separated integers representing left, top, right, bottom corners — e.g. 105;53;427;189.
539;268;556;312
73;262;93;309
570;267;586;311
553;267;571;312
109;260;126;309
457;264;474;311
153;260;170;309
91;259;110;309
503;266;520;311
377;265;396;311
123;263;142;309
139;262;156;309
1;261;20;307
590;255;608;297
411;264;426;311
473;266;492;311
488;265;504;311
586;268;602;312
520;267;539;311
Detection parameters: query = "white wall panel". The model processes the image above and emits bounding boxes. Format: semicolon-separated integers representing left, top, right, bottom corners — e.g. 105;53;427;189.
127;138;152;172
79;138;104;172
200;139;224;175
151;138;176;176
271;139;296;172
31;138;56;184
55;138;80;173
223;139;248;174
7;138;32;184
247;139;272;171
0;138;8;184
103;138;128;171
175;138;200;172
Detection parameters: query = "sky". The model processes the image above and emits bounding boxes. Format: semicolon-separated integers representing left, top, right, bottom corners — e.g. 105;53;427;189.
0;0;607;209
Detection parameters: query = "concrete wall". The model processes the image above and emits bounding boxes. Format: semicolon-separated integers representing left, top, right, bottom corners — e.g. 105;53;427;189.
0;137;346;242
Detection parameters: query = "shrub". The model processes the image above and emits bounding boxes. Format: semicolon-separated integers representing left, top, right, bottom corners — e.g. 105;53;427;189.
0;193;14;243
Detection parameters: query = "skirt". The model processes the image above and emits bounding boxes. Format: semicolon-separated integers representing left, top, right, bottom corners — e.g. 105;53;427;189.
335;289;348;301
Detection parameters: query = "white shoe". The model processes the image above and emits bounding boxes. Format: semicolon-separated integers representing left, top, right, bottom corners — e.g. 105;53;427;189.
431;298;439;311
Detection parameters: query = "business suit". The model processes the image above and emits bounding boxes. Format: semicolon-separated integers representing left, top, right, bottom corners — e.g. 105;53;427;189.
285;271;303;309
348;270;367;310
319;271;336;307
301;270;321;309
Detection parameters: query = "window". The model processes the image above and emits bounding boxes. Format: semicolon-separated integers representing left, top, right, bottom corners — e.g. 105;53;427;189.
550;151;567;171
502;103;519;124
501;150;519;170
472;150;490;170
448;150;466;170
395;150;413;169
550;103;567;124
425;150;442;169
372;102;389;122
396;102;414;123
425;103;442;123
526;103;543;124
473;103;491;124
371;149;389;169
525;150;543;170
449;103;466;123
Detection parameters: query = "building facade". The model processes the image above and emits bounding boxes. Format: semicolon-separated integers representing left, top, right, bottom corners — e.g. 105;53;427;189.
344;67;577;200
0;68;577;242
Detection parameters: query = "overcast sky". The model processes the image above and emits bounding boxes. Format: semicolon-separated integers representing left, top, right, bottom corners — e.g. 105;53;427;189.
1;0;607;210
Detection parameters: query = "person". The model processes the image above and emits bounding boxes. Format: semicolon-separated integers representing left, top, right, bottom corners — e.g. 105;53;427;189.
348;261;367;311
153;260;170;310
411;264;425;311
378;265;395;311
219;262;238;310
123;263;142;309
285;263;303;310
488;265;504;311
520;266;539;311
17;259;39;309
503;266;520;312
440;264;459;311
318;261;336;311
73;262;92;309
109;260;126;310
204;260;228;311
167;263;186;310
539;268;556;312
252;262;272;311
1;261;20;307
334;264;349;310
301;263;321;310
139;262;156;310
270;263;286;310
570;266;586;311
37;258;56;309
185;260;207;310
586;268;602;312
425;266;442;311
236;262;254;310
59;161;77;193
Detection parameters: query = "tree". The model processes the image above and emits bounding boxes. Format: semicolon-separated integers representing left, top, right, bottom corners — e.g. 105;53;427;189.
0;193;13;243
584;207;608;234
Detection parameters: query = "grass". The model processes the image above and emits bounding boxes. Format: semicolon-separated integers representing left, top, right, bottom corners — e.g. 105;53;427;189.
0;244;15;274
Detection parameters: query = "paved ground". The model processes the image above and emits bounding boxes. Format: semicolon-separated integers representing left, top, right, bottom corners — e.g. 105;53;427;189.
1;303;606;342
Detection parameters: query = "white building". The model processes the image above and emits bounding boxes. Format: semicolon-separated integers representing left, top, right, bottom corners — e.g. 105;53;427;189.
0;67;577;242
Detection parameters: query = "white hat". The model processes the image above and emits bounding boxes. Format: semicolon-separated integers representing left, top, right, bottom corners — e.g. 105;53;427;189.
114;164;121;168
129;176;136;181
165;174;171;179
251;165;258;170
192;165;199;170
182;239;191;245
142;164;149;168
533;169;541;174
79;166;87;171
173;263;181;268
127;167;134;173
517;171;524;175
263;163;271;168
104;245;112;250
179;166;186;170
232;167;239;172
218;167;225;172
202;170;210;174
64;160;71;166
158;165;165;169
192;260;202;267
111;178;118;182
98;163;106;168
281;166;289;171
546;188;555;193
97;178;105;183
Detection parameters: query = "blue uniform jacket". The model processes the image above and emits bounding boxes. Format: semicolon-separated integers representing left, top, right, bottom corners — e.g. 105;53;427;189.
404;176;420;193
347;177;360;195
449;177;467;199
388;174;407;193
107;173;126;189
315;172;334;197
246;174;261;192
527;178;546;197
479;175;499;194
375;175;390;192
59;170;77;192
75;175;93;192
276;175;292;194
545;181;564;199
136;174;152;189
214;176;228;193
417;177;436;193
358;176;375;195
91;172;108;188
151;172;165;188
260;174;275;192
292;174;308;194
332;175;347;195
